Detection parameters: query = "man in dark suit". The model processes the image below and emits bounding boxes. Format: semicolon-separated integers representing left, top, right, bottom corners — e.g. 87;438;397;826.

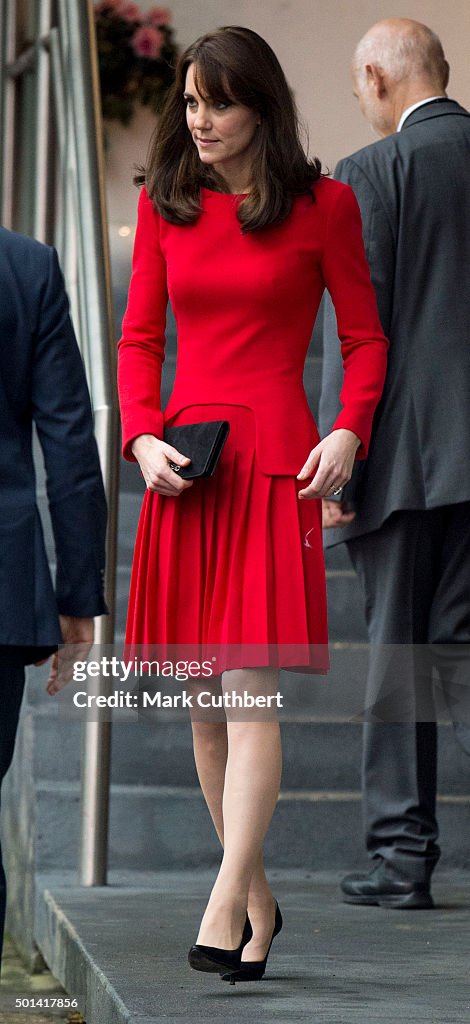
319;18;470;908
0;226;108;963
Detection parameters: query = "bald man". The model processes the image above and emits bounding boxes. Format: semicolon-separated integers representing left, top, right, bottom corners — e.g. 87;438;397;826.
319;20;470;908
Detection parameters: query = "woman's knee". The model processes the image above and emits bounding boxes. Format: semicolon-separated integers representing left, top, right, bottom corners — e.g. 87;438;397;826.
221;667;281;722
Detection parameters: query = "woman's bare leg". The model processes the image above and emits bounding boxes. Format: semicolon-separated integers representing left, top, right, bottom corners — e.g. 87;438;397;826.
191;726;227;842
194;667;282;950
189;694;278;956
239;852;278;962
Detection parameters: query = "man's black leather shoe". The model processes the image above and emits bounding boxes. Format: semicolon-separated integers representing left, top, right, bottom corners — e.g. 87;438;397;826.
341;860;434;909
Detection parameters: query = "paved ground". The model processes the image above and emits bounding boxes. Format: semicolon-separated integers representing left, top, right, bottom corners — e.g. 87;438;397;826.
0;937;84;1023
36;869;470;1024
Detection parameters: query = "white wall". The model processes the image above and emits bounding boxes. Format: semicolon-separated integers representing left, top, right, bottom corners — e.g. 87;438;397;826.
106;1;470;281
140;0;470;170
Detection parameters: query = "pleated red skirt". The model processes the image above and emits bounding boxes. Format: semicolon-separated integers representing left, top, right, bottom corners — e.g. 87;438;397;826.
126;404;329;674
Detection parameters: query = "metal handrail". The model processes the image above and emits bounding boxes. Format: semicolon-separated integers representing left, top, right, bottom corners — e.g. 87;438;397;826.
0;0;119;885
0;0;17;228
34;0;53;243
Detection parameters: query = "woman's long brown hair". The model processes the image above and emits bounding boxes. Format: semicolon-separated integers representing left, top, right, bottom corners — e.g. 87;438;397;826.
135;25;322;232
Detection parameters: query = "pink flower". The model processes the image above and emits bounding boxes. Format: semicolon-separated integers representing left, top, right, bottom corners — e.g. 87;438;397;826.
131;25;164;59
119;1;141;20
147;6;171;26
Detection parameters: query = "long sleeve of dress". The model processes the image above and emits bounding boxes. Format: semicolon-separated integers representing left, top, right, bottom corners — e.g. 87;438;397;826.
320;183;389;458
118;187;168;460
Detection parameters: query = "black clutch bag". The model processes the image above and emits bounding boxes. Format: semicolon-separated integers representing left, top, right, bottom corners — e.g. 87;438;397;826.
163;420;230;479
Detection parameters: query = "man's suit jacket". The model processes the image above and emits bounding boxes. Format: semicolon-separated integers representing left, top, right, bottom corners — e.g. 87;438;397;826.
319;98;470;546
0;227;107;658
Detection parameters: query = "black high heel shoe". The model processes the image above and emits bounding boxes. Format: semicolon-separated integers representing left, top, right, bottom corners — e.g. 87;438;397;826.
188;913;252;984
220;901;282;982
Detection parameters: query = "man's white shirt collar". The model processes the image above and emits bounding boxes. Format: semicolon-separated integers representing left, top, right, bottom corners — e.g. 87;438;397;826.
397;97;445;132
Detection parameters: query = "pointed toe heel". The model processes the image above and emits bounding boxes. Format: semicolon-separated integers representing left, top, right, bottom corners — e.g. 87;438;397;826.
221;901;283;982
188;914;252;983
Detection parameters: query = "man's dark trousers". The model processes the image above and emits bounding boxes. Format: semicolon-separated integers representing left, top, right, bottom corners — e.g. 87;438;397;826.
346;502;470;883
0;649;26;960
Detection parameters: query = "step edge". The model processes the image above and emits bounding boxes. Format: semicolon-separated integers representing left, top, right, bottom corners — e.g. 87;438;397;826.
37;888;129;1024
35;781;470;804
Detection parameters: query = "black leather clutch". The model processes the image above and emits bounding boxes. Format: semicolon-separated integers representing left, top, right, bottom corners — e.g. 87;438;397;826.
163;420;230;479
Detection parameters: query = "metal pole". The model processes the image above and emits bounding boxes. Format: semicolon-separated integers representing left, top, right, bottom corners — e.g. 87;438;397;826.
47;26;69;272
1;0;17;228
33;0;53;243
0;0;5;206
57;0;120;886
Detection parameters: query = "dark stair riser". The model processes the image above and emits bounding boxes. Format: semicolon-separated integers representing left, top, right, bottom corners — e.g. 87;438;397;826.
32;712;470;795
35;783;470;873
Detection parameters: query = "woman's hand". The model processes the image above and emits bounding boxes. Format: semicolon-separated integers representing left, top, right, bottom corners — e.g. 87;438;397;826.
297;428;361;499
131;434;194;496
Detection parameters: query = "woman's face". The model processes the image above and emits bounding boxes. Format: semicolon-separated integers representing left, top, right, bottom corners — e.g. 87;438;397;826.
183;64;259;185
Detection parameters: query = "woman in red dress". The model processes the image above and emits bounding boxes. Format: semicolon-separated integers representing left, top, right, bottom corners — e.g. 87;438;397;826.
118;26;388;982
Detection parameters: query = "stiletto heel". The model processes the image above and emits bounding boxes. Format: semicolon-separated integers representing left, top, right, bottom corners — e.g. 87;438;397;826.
188;913;252;983
220;901;282;982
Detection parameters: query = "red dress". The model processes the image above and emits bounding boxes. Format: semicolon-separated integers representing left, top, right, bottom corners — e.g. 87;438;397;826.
118;181;388;674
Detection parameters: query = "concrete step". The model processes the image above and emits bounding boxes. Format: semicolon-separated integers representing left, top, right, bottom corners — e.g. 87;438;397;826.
34;780;470;873
33;869;470;1024
31;710;470;795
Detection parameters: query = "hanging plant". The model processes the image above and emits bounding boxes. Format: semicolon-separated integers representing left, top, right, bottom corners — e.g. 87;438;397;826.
94;1;178;125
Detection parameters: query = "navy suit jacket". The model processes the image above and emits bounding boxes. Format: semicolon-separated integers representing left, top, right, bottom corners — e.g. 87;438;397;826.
0;227;107;657
319;98;470;546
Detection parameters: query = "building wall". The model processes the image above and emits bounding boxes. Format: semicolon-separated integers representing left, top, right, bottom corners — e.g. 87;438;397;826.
146;0;470;170
106;1;470;280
